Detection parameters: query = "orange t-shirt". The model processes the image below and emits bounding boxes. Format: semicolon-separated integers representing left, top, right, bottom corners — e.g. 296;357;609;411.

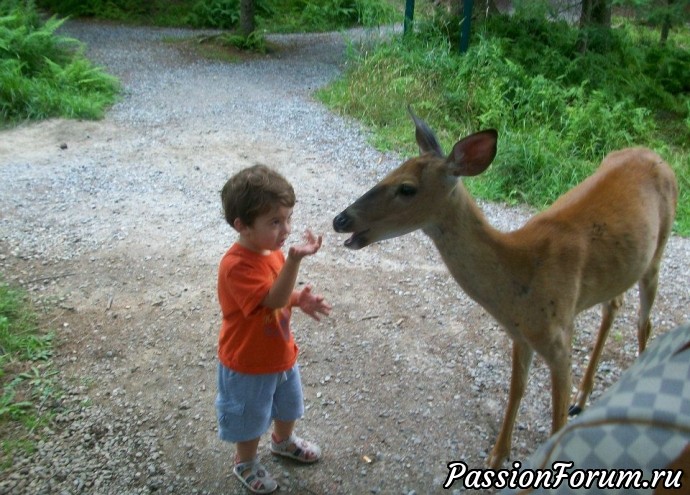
217;243;298;374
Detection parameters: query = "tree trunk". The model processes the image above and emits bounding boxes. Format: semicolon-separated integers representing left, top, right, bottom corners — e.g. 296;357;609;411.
577;0;612;53
660;0;676;45
240;0;255;37
580;0;611;28
593;0;611;26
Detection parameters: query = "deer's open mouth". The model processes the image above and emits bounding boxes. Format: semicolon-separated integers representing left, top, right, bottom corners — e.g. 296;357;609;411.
344;230;369;250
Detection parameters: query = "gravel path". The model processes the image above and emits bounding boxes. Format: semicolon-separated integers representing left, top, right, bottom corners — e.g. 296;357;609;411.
0;20;688;495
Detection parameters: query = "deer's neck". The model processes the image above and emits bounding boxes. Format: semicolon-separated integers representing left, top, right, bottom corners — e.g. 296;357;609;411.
423;185;528;327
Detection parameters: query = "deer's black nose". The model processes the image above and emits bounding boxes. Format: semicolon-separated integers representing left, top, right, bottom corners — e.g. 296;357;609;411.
333;212;351;232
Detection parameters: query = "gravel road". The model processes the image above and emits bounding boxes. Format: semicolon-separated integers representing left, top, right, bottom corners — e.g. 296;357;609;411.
0;19;688;495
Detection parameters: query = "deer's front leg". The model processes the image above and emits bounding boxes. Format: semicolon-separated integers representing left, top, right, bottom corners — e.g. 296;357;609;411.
488;340;533;469
571;297;621;415
548;340;572;434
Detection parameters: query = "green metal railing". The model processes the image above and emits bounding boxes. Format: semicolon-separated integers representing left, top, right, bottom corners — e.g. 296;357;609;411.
403;0;475;53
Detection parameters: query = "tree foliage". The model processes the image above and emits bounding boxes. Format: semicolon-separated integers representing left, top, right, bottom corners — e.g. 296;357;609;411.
448;0;690;47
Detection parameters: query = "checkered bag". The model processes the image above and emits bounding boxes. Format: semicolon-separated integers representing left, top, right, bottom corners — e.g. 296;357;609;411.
501;322;690;494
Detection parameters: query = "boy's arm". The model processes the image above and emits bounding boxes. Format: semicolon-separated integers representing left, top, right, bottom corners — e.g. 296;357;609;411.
289;289;301;308
262;255;303;309
261;230;322;310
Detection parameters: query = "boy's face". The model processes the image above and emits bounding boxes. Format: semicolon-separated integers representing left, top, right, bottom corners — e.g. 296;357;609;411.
235;205;293;254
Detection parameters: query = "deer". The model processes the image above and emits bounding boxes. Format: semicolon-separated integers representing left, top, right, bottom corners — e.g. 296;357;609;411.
332;108;678;469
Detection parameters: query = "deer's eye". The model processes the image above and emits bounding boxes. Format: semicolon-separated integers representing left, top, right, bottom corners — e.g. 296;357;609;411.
397;183;417;197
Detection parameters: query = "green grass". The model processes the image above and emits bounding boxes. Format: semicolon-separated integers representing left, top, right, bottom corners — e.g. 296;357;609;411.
0;279;59;468
317;12;690;236
0;4;120;127
262;0;398;33
34;0;400;32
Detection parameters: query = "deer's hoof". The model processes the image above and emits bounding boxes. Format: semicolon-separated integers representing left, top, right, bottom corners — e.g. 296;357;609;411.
487;450;508;470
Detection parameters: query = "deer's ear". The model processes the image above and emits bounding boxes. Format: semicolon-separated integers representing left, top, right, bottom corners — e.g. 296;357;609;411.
408;106;443;156
447;129;498;177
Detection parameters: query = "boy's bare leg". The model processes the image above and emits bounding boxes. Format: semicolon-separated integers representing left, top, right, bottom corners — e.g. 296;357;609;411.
272;419;295;442
236;437;260;463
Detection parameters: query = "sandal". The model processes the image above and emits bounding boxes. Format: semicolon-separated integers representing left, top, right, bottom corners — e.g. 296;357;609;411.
233;458;278;494
270;433;321;463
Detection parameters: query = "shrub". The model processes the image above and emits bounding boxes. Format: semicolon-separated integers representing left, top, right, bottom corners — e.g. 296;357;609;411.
0;7;119;125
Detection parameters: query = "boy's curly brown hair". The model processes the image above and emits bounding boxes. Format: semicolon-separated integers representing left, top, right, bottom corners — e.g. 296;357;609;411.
221;165;296;230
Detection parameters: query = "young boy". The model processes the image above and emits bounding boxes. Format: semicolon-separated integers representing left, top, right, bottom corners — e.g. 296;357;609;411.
216;164;332;494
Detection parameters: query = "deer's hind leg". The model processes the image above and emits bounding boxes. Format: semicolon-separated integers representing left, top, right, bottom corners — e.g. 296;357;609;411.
637;259;662;355
637;203;675;354
570;295;623;416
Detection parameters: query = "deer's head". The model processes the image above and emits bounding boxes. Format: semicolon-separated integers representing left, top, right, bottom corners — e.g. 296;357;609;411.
333;108;498;249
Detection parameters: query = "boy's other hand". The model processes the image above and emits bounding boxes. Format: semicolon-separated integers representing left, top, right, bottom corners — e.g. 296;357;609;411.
297;285;332;321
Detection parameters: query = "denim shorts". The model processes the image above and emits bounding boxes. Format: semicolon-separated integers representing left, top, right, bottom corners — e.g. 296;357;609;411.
215;362;305;443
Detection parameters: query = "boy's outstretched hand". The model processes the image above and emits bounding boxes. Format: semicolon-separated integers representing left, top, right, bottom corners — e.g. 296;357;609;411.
297;285;332;321
286;230;331;320
288;230;323;260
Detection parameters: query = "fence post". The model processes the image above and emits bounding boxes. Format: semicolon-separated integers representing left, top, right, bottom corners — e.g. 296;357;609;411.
404;0;415;35
460;0;473;53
